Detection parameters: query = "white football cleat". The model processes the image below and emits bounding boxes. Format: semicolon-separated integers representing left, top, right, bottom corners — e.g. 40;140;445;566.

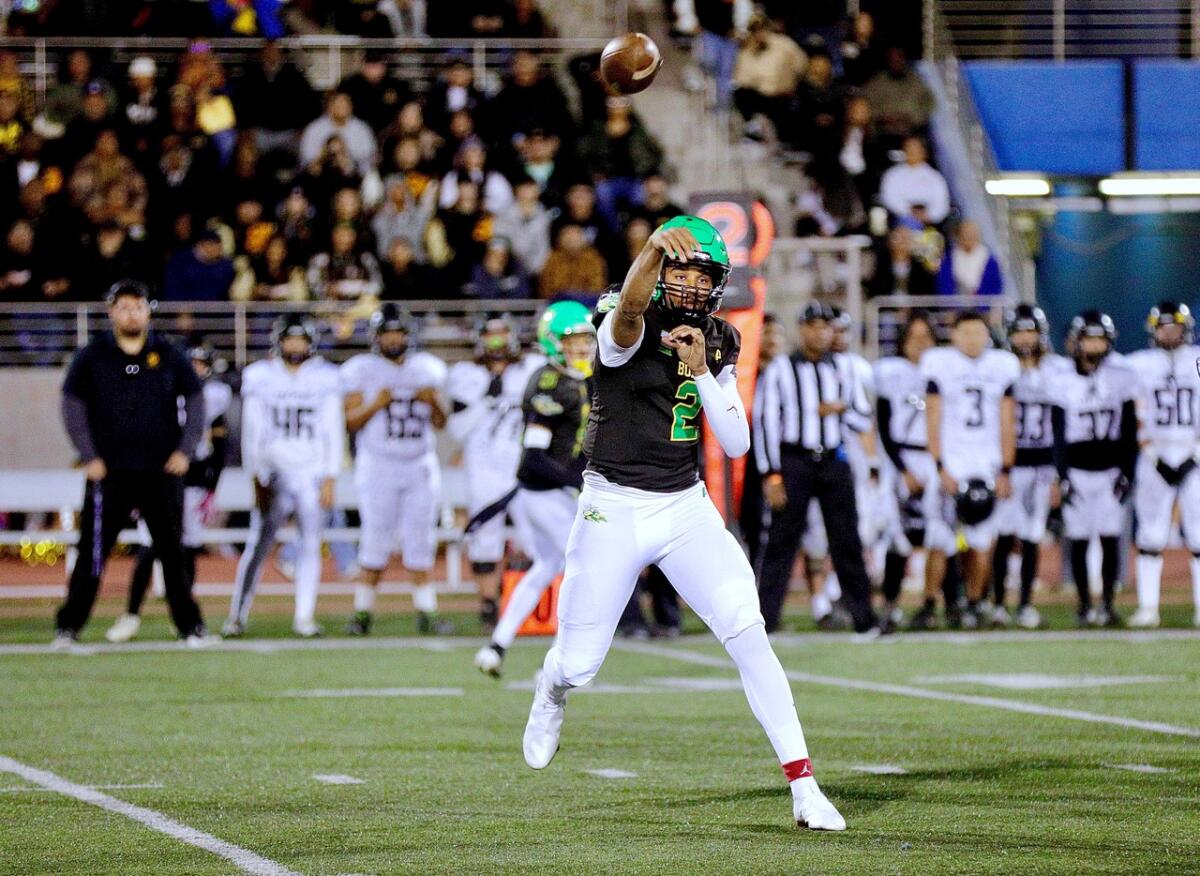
793;782;847;831
184;631;221;649
50;631;77;651
292;620;324;638
105;613;142;643
1128;607;1161;629
990;605;1011;629
523;672;565;770
221;618;245;638
1015;605;1041;630
474;645;503;678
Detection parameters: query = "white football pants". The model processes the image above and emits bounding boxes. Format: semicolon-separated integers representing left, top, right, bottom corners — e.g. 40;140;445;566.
355;452;440;572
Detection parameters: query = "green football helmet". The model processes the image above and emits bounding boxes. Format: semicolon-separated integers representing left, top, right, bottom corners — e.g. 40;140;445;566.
537;300;596;377
652;215;731;324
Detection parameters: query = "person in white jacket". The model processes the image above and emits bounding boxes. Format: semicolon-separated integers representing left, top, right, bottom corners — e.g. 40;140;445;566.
224;315;344;638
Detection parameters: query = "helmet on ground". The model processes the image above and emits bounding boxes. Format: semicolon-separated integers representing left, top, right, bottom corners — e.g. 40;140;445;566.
956;478;996;527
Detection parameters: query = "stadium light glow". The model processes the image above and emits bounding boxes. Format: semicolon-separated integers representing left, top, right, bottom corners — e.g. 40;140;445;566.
984;176;1051;197
1098;174;1200;196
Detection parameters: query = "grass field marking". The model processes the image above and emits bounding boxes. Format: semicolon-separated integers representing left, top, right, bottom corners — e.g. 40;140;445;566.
312;774;366;785
0;637;479;657
585;769;638;779
1109;763;1177;774
281;687;464;698
770;629;1200;645
613;640;1200;739
0;781;164;793
848;765;908;775
911;673;1181;690
0;754;304;876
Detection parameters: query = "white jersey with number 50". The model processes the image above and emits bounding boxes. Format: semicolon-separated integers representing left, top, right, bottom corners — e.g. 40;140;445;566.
1127;345;1200;467
340;351;447;460
921;346;1020;478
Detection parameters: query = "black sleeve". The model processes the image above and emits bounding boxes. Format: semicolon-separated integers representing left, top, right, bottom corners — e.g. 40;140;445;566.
876;397;905;470
1051;405;1068;480
178;391;206;458
519;448;584;490
61;394;98;462
61;346;93;399
925;379;940;395
188;414;228;489
1119;399;1138;480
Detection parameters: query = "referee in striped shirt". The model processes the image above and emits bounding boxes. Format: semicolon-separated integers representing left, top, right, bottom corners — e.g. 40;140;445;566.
753;302;880;635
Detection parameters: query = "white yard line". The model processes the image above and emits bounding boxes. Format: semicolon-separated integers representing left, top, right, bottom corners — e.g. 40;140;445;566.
0;636;480;657
0;755;303;876
282;688;463;698
1109;763;1176;774
0;781;164;793
849;765;908;775
312;774;365;785
769;629;1200;646
613;640;1200;739
584;768;638;779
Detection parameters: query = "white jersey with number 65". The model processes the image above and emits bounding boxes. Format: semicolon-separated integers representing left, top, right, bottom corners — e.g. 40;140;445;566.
340;351;447;461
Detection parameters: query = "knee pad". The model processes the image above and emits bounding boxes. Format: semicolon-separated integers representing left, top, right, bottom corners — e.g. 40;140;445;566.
709;583;767;644
471;561;498;575
1138;548;1163;558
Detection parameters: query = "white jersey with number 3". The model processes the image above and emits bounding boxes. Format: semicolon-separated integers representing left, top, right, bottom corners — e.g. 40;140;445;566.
340;351;447;461
1127;345;1200;467
922;346;1019;478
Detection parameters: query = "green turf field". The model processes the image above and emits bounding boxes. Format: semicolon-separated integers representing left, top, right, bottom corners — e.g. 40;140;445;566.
2;621;1199;876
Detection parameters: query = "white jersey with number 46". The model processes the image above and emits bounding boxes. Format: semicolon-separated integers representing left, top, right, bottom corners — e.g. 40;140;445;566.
340;351;447;461
240;356;344;482
921;346;1020;479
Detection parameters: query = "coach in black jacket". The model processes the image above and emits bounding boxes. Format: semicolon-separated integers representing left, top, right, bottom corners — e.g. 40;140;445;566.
53;281;212;646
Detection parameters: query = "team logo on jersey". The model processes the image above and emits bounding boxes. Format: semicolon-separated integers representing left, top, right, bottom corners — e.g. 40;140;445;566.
146;352;160;368
531;394;564;417
538;370;560;390
582;505;607;523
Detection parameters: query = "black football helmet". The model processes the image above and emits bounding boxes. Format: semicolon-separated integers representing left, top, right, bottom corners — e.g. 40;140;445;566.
1005;303;1049;357
1147;301;1194;349
956;478;997;527
1068;309;1115;368
271;313;318;364
370;302;414;359
475;314;521;362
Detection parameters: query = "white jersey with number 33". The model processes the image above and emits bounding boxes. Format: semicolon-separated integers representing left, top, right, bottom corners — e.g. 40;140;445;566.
922;346;1020;479
340;351;447;461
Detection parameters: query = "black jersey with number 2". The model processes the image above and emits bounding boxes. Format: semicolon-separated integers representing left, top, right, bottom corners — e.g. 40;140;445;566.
584;301;741;492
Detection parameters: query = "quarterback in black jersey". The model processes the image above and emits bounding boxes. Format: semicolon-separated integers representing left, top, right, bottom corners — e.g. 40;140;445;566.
521;216;848;832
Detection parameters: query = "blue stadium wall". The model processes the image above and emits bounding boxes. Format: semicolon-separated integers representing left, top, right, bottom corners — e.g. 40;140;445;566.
966;61;1200;350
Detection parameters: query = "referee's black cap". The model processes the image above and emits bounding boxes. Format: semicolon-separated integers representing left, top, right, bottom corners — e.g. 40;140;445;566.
799;301;835;324
105;279;151;305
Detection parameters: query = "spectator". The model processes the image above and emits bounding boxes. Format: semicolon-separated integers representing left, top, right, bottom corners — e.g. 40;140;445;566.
841;11;887;87
869;223;937;297
149;134;218;240
234;42;321;159
209;0;287;38
438;137;514;215
163;228;235;301
879;136;950;224
464;237;531;299
307;223;383;300
838;94;887;207
538;223;606;299
495;177;553;275
514;128;577;210
0;219;38;299
380;237;435;300
334;0;396;36
567;51;609;129
504;0;554;38
328;186;376;253
373;176;434;263
425;58;484;136
119;57;165;170
193;80;238;167
41;50;114;138
794;162;865;237
14;131;44;192
937;220;1002;297
466;0;507;36
863;47;935;146
379;100;443;174
58;81;116;170
220;134;279;219
732;13;807;140
299;91;377;177
380;237;436;299
577;98;664;230
426;179;492;287
73;223;144;298
379;0;428;36
297;134;362;210
0;88;25;157
70;129;149;227
339;50;412;133
677;0;753;110
276;186;319;260
610;215;653;279
231;233;308;301
788;49;842;162
552;182;621;271
630;174;685;228
0;52;35;122
382;138;439;210
486;50;574;145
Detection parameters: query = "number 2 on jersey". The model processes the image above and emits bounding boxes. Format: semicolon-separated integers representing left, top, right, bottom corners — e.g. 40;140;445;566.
671;380;701;442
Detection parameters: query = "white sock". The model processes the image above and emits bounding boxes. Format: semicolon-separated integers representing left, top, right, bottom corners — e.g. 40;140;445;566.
811;591;832;621
723;624;809;765
354;584;376;613
1190;555;1200;609
493;557;558;649
1136;554;1163;612
413;582;437;614
292;543;320;626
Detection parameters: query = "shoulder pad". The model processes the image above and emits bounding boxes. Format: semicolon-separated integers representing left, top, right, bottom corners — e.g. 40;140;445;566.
530;393;564;417
538;368;560;391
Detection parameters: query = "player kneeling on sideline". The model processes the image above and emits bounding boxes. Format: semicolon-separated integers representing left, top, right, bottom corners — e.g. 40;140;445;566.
924;311;1019;630
1128;302;1200;628
224;315;344;638
341;304;448;635
1052;310;1137;627
522;216;846;831
475;301;595;676
990;305;1064;630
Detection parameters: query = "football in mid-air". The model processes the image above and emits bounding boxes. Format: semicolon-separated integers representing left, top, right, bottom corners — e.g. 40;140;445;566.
600;32;663;95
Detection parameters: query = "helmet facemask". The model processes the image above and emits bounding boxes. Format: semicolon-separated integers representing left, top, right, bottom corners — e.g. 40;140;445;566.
654;258;729;325
377;328;409;361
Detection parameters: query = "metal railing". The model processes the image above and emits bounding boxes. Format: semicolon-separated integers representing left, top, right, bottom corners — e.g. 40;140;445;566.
761;236;872;343
0;299;544;368
931;0;1200;60
925;0;1037;303
864;293;1016;360
0;35;608;106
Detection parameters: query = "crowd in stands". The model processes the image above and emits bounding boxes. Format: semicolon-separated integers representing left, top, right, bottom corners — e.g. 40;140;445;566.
0;0;681;308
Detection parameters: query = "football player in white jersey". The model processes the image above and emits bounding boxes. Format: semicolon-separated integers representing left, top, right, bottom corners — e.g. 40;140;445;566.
1051;310;1138;627
990;305;1065;630
1127;302;1200;628
224;315;344;638
923;311;1019;630
446;317;541;627
107;341;233;643
875;311;941;631
341;304;448;635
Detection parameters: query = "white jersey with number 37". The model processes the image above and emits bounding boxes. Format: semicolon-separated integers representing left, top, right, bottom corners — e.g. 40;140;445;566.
922;346;1020;478
340;351;447;460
